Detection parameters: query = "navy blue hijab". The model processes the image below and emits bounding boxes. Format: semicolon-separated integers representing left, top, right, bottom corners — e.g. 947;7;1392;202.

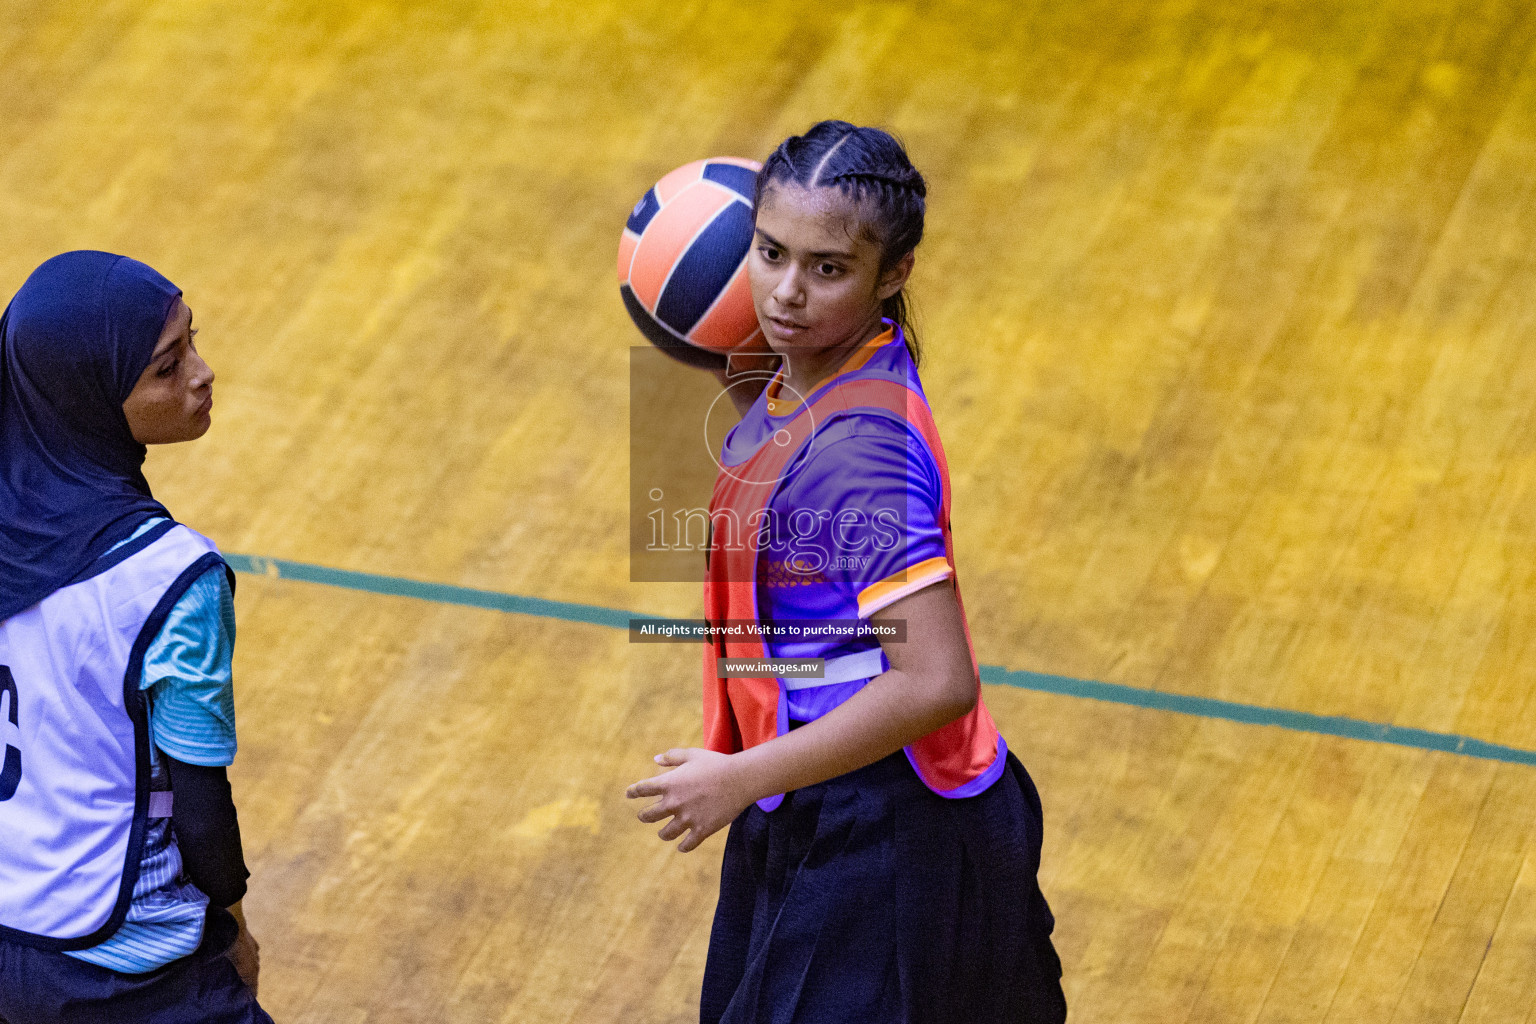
0;251;182;622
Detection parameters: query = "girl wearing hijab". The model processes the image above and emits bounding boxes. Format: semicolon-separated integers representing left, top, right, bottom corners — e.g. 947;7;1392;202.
0;252;270;1024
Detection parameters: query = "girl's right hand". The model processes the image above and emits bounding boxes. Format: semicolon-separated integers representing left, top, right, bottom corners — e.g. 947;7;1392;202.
626;747;753;853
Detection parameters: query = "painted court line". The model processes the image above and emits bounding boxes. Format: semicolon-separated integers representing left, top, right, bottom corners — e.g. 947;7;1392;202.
226;552;1536;769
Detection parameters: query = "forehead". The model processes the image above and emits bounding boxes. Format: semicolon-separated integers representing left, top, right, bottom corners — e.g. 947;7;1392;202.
755;183;878;257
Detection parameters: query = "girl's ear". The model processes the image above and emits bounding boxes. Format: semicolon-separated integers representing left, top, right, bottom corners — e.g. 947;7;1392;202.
877;250;915;302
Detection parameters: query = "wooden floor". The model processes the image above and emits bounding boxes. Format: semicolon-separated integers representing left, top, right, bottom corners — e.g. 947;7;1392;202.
5;0;1536;1019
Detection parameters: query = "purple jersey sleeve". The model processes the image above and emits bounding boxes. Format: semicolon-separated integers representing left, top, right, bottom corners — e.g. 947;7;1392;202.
761;414;953;624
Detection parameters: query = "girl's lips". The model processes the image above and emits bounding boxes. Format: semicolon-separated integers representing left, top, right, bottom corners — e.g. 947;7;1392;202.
766;316;806;337
196;393;213;416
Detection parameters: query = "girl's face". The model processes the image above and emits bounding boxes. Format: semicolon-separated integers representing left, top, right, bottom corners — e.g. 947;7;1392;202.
748;183;911;359
122;297;214;444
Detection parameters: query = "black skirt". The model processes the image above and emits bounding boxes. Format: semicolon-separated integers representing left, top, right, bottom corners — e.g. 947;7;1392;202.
701;749;1066;1024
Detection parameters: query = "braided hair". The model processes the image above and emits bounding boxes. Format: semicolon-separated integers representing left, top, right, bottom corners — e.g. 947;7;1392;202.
755;121;927;364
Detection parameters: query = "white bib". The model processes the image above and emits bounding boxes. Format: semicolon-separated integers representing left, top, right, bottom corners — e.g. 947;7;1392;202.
0;523;224;948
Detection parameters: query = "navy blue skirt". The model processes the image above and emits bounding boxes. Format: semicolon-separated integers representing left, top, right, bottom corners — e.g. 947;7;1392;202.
701;749;1066;1024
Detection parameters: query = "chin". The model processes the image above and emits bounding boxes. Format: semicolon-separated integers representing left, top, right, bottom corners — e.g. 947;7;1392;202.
764;333;819;358
185;413;213;441
733;331;776;356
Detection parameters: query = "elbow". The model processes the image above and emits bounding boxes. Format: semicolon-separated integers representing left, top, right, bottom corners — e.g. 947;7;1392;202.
951;677;980;721
931;670;978;727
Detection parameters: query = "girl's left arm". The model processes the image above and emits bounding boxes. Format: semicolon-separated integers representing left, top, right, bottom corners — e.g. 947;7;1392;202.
626;577;976;852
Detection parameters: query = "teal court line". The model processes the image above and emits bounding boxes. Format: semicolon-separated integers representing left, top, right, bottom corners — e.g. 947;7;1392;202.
225;552;1536;769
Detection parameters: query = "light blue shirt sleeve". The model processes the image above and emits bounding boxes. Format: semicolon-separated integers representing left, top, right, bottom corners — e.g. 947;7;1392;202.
140;565;239;767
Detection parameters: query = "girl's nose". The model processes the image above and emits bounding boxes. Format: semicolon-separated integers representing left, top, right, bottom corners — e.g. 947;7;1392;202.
190;350;214;390
773;266;805;306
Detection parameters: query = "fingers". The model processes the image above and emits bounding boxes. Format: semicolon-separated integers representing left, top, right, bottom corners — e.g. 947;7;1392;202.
677;814;725;853
675;816;722;852
625;778;661;799
626;773;675;804
636;800;672;824
630;749;718;849
627;749;694;796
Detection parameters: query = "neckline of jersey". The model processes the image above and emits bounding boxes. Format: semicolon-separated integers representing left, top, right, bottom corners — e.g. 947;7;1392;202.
762;325;897;419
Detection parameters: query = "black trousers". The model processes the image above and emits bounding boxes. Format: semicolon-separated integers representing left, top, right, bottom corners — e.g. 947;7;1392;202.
0;905;271;1024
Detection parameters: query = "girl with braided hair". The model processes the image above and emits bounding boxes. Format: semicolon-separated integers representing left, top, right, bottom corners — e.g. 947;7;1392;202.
629;121;1066;1022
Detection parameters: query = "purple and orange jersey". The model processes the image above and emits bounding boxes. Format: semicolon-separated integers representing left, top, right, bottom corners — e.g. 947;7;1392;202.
722;327;952;720
703;324;1007;807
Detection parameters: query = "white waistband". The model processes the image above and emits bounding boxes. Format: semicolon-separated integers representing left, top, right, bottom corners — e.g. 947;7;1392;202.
782;647;888;691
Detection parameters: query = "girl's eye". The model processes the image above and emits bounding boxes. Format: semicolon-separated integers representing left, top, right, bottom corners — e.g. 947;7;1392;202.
816;262;842;277
156;359;179;378
758;245;782;262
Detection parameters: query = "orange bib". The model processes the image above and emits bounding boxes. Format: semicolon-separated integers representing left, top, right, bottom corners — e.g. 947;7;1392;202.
702;374;1006;810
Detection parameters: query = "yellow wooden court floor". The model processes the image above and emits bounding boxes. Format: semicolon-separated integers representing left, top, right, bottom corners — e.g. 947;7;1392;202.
4;0;1536;1020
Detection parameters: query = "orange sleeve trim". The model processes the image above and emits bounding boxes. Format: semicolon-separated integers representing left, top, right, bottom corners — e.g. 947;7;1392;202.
857;556;953;618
